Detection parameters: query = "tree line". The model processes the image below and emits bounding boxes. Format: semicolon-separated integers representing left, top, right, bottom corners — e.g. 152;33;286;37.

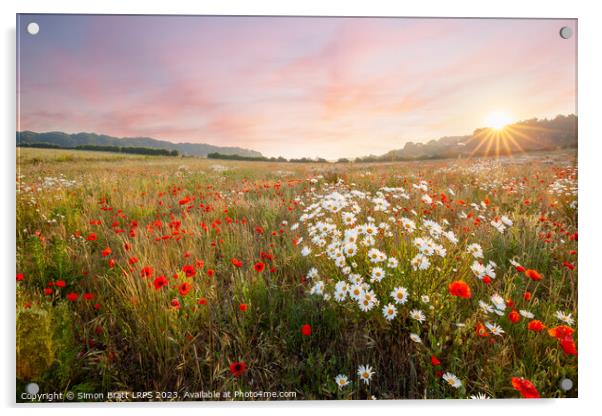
18;142;179;156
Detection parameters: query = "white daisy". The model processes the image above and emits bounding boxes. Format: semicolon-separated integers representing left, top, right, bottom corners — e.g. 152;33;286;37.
442;372;462;388
335;374;351;389
382;303;398;320
410;309;426;323
391;287;409;304
555;310;575;326
357;365;375;385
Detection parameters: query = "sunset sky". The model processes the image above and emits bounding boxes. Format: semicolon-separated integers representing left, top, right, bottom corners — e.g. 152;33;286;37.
17;15;576;159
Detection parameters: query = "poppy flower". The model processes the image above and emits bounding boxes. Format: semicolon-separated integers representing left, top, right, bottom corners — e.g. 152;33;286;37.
197;297;207;305
153;275;168;290
66;292;78;302
207;269;215;277
231;258;243;268
559;336;578;356
430;355;441;366
83;293;94;300
178;282;191;296
16;273;24;282
448;280;472;299
229;361;247;377
254;262;265;273
170;298;181;309
511;377;540;398
86;233;97;241
300;324;312;336
255;226;264;234
44;288;53;296
527;320;545;332
548;325;574;339
108;259;116;268
101;247;112;257
182;265;196;277
55;280;66;288
524;269;543;281
508;310;521;324
141;266;154;278
475;322;489;337
239;303;248;312
523;291;532;301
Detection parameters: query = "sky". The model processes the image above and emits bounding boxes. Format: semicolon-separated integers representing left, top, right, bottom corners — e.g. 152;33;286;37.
17;15;577;159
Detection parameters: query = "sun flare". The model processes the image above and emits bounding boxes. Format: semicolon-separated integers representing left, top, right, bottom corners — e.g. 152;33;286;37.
485;112;513;130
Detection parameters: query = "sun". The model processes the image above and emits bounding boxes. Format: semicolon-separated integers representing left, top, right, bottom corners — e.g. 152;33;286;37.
485;111;513;130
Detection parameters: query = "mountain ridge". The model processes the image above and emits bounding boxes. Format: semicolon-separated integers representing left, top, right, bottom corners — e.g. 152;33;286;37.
16;131;263;158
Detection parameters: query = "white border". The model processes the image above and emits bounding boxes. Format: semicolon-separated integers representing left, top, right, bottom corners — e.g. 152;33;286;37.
2;1;600;415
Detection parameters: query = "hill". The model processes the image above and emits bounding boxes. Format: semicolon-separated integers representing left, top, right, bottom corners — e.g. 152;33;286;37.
356;114;577;162
16;131;263;158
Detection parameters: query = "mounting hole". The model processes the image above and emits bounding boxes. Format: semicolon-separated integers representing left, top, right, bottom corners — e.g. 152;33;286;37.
27;22;40;35
559;26;572;39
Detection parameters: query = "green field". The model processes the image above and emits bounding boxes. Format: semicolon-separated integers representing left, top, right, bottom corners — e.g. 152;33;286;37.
16;147;578;400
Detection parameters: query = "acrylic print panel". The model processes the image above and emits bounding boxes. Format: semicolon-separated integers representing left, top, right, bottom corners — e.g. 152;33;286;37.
16;14;577;402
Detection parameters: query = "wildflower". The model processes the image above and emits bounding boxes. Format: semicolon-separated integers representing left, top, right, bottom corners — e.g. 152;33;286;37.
254;262;265;273
16;273;24;281
239;303;248;312
511;377;540;398
382;303;398;320
66;292;78;302
335;374;350;389
485;322;505;336
182;264;196;277
409;333;422;343
555;310;575;326
390;287;409;304
141;266;154;278
170;298;181;309
448;280;472;298
470;393;491;399
410;309;426;323
101;247;112;257
178;282;191;296
442;372;462;388
527;320;545;332
508;310;521;324
431;355;441;366
86;233;97;241
231;258;243;268
300;324;312;336
357;365;374;385
229;361;247;377
475;322;489;337
524;269;543;281
153;275;168;290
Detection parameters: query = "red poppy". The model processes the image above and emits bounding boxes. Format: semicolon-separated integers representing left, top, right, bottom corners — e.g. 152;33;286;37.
179;282;191;296
43;288;53;296
231;258;243;268
66;292;78;302
153;275;168;290
207;269;215;277
254;262;265;273
55;280;66;288
511;377;540;398
239;303;248;312
548;325;574;339
524;269;543;281
448;280;472;298
475;322;488;337
255;226;264;234
300;324;312;336
16;273;24;281
559;336;578;356
101;247;112;257
170;298;181;309
523;291;532;301
108;259;116;268
515;265;526;273
229;361;247;377
182;265;196;277
128;256;138;265
198;297;207;305
86;233;97;241
527;320;545;332
83;293;94;301
508;310;521;324
141;266;154;278
430;355;441;366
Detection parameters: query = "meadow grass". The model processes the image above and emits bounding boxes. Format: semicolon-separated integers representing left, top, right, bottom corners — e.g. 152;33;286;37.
16;148;577;400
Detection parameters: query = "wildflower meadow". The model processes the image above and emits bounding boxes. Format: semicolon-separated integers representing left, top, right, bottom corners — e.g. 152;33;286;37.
16;147;577;401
